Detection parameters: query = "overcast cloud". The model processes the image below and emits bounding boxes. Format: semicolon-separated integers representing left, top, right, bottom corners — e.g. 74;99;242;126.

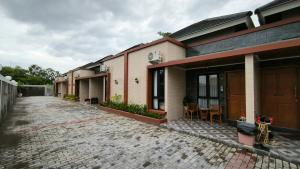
0;0;272;73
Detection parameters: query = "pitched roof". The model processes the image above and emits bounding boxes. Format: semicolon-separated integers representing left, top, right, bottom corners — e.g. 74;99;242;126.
255;0;297;14
79;62;94;69
114;43;144;57
66;37;184;73
87;55;114;68
170;11;252;39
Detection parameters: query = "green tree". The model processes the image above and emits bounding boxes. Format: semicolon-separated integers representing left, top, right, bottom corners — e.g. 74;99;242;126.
28;64;42;76
0;65;60;85
158;31;171;37
45;68;60;81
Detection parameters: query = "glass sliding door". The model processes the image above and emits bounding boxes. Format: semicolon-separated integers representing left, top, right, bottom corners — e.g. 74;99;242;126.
152;69;165;110
209;74;219;107
198;75;207;108
197;74;219;108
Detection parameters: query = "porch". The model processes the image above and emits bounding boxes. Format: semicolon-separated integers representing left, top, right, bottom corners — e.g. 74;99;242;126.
55;81;68;98
147;37;300;130
75;73;109;104
162;119;300;163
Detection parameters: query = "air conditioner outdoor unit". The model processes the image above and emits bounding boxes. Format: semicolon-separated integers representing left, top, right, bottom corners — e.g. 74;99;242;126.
99;64;108;72
148;51;162;64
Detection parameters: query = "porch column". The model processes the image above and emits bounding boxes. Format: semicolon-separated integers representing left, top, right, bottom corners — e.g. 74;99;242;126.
245;54;260;124
79;80;89;102
62;83;67;97
165;67;186;121
59;83;64;97
103;77;106;102
89;78;92;99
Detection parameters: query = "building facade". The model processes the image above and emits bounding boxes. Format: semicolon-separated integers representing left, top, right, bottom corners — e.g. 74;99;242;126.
55;0;300;130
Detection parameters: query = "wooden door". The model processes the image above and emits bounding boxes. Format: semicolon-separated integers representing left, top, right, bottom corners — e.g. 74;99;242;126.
227;71;245;120
261;67;299;129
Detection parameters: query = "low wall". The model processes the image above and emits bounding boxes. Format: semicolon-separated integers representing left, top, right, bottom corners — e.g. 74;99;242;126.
18;85;54;97
0;75;17;124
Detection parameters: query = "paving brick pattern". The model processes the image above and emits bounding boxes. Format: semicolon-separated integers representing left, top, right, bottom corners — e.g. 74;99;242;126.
162;119;300;164
0;97;299;169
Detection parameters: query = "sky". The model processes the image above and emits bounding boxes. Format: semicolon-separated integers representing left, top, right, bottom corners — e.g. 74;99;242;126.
0;0;272;73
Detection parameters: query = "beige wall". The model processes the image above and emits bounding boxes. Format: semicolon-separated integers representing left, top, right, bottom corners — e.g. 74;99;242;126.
128;42;185;105
55;76;66;82
57;82;67;98
103;55;124;101
165;67;186;121
74;69;95;78
89;78;104;103
67;72;75;95
165;42;186;62
79;79;89;102
57;82;62;97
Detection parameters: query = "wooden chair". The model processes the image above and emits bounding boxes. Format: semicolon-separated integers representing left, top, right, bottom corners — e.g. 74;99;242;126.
209;105;222;126
183;106;189;119
187;103;199;120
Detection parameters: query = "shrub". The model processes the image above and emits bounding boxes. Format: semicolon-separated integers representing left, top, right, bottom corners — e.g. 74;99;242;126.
64;94;79;101
102;101;162;119
111;94;122;103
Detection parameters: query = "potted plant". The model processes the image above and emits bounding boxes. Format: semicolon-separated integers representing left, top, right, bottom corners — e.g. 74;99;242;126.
183;96;191;110
237;116;256;146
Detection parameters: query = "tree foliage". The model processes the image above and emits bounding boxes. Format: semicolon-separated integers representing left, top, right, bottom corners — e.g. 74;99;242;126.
0;64;60;85
158;31;172;37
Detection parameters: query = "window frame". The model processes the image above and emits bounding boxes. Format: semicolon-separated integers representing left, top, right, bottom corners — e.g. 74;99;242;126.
152;69;165;110
197;74;219;108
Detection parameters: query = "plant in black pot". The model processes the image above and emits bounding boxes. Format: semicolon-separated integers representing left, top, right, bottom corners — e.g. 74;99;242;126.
183;96;192;111
237;120;256;146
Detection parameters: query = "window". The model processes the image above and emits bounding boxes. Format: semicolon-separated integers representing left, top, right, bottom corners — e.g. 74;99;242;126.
198;74;219;108
152;69;164;110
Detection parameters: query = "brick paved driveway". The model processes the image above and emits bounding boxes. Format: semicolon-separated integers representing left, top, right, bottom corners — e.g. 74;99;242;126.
0;97;299;169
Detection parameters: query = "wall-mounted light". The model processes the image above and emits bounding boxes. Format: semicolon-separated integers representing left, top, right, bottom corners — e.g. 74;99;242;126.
114;80;118;85
135;78;139;84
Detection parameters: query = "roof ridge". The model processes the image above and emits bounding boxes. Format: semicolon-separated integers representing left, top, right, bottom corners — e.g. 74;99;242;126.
255;0;297;13
203;11;252;21
170;11;252;39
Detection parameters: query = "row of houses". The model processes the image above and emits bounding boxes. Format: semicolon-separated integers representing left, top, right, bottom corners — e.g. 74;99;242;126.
55;0;300;130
